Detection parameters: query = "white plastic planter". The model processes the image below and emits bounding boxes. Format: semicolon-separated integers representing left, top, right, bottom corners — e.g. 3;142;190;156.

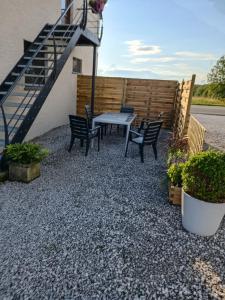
182;190;225;236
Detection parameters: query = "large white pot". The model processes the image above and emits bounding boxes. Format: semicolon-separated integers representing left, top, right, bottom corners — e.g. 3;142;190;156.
182;190;225;236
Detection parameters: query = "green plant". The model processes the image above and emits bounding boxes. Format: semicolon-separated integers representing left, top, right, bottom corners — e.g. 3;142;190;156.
167;163;184;187
5;143;49;165
167;148;188;166
182;151;225;203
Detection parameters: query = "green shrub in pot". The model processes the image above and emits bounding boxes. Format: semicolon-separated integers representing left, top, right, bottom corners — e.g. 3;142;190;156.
182;151;225;203
181;150;225;236
167;162;184;187
5;143;49;183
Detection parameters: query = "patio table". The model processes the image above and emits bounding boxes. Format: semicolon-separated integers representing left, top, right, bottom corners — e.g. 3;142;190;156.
92;112;137;151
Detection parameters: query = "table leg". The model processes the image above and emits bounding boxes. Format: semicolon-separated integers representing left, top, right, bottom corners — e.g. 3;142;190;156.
125;124;130;152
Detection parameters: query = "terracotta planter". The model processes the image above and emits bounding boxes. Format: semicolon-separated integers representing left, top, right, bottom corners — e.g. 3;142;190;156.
9;162;40;183
168;182;182;205
182;190;225;236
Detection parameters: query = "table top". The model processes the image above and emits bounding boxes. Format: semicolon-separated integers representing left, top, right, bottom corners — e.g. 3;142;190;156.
93;112;137;125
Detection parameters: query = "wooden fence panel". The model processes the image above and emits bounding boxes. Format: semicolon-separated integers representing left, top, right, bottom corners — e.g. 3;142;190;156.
173;74;196;139
77;76;125;116
188;115;206;154
77;75;178;128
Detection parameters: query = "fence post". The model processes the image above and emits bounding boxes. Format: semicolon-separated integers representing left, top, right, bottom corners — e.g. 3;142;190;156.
183;74;196;137
122;78;127;107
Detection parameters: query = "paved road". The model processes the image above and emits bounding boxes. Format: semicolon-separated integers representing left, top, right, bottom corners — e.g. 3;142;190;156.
191;105;225;116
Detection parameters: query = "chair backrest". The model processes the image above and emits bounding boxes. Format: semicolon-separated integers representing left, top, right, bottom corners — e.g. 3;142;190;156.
143;120;163;145
120;106;134;114
85;104;93;128
69;115;89;139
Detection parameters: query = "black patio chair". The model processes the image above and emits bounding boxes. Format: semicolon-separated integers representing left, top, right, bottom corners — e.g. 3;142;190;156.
110;106;134;135
85;104;107;139
68;115;101;156
125;120;163;163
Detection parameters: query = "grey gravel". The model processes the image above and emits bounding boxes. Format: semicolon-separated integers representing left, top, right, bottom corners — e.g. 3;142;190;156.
0;125;225;299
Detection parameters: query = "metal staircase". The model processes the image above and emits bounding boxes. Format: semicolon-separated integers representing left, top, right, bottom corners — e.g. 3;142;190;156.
0;0;102;159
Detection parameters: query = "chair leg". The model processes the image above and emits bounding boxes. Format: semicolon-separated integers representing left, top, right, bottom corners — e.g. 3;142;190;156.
80;139;84;147
152;143;158;160
139;145;144;163
101;126;104;140
68;136;75;152
85;140;90;156
98;131;100;152
125;141;129;157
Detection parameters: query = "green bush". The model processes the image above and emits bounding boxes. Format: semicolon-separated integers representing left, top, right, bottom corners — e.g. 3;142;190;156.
5;143;49;165
167;163;184;187
182;151;225;203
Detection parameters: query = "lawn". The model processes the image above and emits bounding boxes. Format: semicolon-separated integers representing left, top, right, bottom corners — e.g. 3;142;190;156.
192;97;225;107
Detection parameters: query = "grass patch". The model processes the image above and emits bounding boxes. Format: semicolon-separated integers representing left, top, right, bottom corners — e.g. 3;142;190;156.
192;97;225;107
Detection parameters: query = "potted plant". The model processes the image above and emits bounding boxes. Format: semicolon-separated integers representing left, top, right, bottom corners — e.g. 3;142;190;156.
182;151;225;236
5;143;49;183
167;146;188;205
89;0;107;14
167;162;184;205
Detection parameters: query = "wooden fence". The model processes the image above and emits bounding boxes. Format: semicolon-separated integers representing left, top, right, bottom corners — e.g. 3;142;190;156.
76;74;205;153
77;75;178;128
173;74;196;139
188;115;206;154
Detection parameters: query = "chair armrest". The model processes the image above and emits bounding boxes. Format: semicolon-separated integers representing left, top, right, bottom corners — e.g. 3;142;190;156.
129;130;143;137
90;126;101;133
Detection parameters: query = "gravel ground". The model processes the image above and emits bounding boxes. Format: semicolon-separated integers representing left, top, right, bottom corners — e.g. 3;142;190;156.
194;114;225;151
0;125;225;299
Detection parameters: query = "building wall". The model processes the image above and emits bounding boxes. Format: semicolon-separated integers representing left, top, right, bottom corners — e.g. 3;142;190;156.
0;0;96;141
0;0;61;84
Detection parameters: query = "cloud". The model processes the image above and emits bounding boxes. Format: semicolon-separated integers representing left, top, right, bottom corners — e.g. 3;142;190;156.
98;64;151;74
175;51;217;60
125;40;162;56
131;56;176;64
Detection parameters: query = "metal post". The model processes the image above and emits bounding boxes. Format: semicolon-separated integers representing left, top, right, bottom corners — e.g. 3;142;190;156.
91;45;97;115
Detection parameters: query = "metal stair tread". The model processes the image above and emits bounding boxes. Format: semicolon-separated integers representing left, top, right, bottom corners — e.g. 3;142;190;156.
28;49;64;54
0;125;18;132
4;102;33;108
11;72;48;78
0;113;25;120
18;64;53;69
39;36;71;40
24;57;55;61
34;42;68;46
10;92;39;97
5;82;44;88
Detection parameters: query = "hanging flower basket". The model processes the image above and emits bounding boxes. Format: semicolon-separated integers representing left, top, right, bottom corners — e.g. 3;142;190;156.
89;0;107;14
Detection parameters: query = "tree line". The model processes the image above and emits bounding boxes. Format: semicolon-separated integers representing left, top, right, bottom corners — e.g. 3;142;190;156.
193;55;225;99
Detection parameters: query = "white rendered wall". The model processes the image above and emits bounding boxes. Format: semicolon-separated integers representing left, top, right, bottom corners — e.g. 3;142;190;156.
0;0;61;84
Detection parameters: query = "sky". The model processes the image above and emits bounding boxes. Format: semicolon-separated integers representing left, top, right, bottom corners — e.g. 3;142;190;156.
98;0;225;84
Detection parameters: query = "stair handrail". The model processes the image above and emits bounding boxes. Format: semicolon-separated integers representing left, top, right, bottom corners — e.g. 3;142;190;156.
0;0;85;107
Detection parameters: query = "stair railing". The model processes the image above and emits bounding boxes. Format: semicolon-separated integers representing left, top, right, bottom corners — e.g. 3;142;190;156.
6;9;85;138
0;0;103;148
